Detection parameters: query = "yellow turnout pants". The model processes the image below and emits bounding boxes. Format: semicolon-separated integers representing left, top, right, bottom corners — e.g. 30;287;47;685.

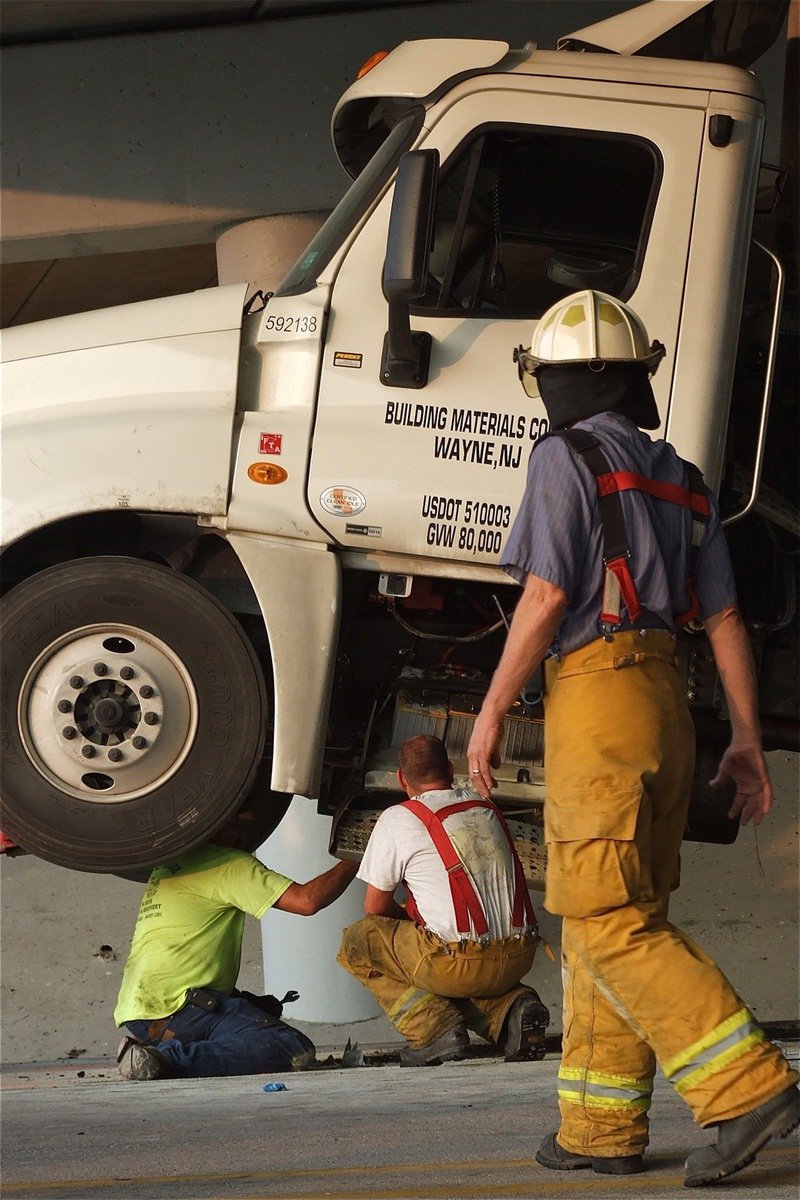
544;629;797;1157
338;915;537;1048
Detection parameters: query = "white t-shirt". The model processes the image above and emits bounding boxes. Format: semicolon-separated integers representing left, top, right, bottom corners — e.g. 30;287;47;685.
357;787;526;942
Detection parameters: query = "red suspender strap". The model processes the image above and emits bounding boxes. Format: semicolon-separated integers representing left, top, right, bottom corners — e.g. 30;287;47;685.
403;886;422;928
604;556;642;624
484;804;537;931
401;797;536;935
438;799;535;928
676;579;700;627
556;429;710;631
401;798;488;937
595;471;711;517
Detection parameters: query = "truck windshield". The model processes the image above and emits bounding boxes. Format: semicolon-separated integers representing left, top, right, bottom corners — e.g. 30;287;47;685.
275;110;423;297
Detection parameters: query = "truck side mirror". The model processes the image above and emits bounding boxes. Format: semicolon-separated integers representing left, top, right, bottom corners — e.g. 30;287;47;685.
380;149;439;389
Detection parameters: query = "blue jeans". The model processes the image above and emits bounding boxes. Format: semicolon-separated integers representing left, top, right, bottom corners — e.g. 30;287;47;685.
125;990;316;1078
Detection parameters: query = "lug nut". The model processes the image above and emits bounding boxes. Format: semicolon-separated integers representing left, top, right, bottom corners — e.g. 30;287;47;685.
81;745;96;758
62;726;77;740
132;736;147;750
69;675;84;689
139;685;154;699
94;662;108;676
57;699;72;714
120;666;134;680
144;712;159;726
108;748;123;763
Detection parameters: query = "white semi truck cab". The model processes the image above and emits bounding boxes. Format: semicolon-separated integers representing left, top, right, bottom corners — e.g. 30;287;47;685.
1;0;796;874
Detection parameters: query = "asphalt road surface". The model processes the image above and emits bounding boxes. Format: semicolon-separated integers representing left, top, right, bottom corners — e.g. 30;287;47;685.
2;1053;798;1200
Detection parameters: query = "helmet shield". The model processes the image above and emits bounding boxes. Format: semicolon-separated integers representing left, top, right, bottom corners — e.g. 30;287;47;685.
513;344;541;398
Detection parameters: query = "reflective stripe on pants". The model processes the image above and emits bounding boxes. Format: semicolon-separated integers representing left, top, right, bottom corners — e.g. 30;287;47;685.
664;1006;765;1094
558;1066;653;1110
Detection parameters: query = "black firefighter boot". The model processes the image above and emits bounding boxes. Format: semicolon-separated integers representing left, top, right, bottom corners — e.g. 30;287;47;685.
684;1084;800;1187
536;1132;644;1175
399;1022;469;1066
500;990;550;1061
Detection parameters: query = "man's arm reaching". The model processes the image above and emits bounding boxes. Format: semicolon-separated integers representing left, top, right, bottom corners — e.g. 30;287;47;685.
274;859;359;915
467;573;567;799
704;605;772;826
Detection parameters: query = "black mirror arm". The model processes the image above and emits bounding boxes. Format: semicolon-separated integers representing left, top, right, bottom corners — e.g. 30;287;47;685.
386;299;418;366
381;304;431;389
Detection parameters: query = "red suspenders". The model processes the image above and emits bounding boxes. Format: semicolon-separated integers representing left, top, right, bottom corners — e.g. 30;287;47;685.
556;428;711;634
400;796;536;938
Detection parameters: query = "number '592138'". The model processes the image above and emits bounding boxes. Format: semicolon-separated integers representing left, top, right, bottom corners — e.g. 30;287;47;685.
264;314;318;333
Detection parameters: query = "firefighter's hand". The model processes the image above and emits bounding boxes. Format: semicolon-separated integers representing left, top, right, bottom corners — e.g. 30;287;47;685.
467;712;502;799
712;743;773;827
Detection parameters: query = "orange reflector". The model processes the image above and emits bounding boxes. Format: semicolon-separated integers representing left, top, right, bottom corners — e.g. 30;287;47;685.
357;50;389;80
248;463;288;485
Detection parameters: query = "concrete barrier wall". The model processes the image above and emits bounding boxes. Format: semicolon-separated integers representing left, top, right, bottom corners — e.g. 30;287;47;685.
1;1;786;262
0;3;623;262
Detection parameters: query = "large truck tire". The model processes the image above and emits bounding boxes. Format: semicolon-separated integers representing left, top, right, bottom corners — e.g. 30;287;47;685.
0;557;275;873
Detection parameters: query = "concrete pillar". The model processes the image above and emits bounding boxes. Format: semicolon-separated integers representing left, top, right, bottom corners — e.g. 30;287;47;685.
257;795;380;1023
216;213;328;292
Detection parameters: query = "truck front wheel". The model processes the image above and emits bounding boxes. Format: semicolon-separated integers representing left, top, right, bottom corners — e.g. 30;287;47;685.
0;557;275;873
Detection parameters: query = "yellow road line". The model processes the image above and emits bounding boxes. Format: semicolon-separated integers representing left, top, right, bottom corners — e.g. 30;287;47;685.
3;1147;797;1198
0;1158;535;1195
271;1175;800;1200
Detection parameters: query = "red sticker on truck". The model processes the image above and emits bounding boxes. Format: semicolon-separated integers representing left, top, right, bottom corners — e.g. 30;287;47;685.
259;432;283;455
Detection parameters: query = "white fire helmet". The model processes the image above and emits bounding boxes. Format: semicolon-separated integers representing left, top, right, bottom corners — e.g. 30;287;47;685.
514;290;665;398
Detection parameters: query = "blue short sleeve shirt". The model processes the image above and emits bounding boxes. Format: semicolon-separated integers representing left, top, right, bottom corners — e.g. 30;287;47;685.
501;412;737;655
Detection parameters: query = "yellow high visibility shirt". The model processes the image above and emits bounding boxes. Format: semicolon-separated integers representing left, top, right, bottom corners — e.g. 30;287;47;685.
114;844;291;1024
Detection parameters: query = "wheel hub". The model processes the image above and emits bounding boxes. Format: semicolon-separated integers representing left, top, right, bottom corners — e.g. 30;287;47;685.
19;624;198;802
76;683;139;742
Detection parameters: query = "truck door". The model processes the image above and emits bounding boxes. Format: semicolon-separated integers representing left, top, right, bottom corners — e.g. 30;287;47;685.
308;85;706;563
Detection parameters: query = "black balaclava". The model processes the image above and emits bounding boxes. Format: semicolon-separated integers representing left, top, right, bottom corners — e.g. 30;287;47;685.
536;361;660;431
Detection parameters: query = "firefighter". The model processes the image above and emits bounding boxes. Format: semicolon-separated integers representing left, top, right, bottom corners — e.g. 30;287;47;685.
466;290;799;1186
337;734;549;1065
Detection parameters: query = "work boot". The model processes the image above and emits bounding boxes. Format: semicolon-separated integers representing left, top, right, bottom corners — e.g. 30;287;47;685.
499;990;550;1061
118;1043;170;1081
116;1035;141;1063
536;1132;644;1175
684;1084;800;1188
399;1023;469;1066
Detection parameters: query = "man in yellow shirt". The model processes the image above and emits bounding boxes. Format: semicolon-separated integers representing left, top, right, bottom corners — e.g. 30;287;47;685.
115;822;357;1081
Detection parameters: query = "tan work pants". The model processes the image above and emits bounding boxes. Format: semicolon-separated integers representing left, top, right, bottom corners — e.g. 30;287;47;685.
338;915;538;1048
544;629;797;1157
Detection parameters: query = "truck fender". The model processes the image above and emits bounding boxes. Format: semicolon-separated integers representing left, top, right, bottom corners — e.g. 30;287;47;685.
226;532;341;799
